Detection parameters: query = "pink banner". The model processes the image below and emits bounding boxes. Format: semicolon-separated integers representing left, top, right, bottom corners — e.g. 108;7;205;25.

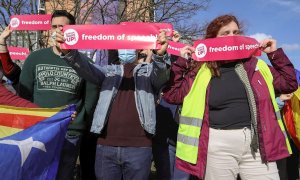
8;47;30;60
167;41;187;56
10;15;51;30
61;24;161;49
120;22;173;37
192;36;261;62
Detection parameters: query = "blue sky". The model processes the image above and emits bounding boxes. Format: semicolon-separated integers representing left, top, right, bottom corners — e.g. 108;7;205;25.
195;0;300;70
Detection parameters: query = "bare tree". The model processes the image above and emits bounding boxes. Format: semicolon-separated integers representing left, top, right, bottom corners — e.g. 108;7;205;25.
154;0;210;42
0;0;40;51
86;0;210;44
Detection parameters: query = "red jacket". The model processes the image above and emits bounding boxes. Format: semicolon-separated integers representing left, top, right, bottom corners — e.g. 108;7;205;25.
0;52;21;84
163;48;298;179
0;52;37;108
0;84;38;108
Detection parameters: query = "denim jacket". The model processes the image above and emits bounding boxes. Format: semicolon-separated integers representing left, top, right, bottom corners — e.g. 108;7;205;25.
62;50;170;135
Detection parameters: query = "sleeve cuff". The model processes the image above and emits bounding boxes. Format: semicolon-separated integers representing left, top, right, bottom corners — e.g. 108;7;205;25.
267;48;284;61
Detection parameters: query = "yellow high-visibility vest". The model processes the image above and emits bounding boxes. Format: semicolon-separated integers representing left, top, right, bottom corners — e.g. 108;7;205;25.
176;60;292;164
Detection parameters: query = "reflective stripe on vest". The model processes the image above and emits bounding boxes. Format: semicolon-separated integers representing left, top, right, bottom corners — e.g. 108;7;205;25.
176;60;292;164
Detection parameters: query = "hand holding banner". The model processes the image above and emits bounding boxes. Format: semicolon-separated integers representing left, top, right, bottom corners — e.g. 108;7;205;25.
192;36;261;62
61;23;164;50
10;15;51;30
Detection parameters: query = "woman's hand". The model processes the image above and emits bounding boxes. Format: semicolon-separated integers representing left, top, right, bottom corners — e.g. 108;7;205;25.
154;30;168;56
0;26;13;52
260;38;277;54
0;26;13;44
279;93;293;101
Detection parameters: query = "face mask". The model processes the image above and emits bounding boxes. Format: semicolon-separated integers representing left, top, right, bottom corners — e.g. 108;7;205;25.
118;49;136;64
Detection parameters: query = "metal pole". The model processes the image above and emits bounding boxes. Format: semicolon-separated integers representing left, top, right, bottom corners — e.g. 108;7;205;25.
35;0;41;50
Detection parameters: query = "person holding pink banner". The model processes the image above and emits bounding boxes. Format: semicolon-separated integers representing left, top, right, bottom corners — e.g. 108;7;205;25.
153;30;192;180
54;27;170;179
0;27;37;108
276;93;299;180
163;14;298;180
0;27;77;111
0;26;21;86
17;10;99;180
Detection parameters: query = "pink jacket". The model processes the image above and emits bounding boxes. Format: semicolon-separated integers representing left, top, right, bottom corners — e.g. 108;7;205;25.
163;48;298;179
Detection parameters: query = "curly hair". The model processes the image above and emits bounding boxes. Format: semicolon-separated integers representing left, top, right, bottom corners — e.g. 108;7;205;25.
205;15;243;77
205;15;241;39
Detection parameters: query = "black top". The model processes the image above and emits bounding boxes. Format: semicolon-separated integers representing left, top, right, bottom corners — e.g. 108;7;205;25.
209;62;251;129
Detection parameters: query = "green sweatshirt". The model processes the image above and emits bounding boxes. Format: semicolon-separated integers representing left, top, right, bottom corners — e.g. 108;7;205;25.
18;47;98;134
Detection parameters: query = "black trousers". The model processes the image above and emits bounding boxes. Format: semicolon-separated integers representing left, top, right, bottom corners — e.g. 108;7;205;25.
276;139;299;180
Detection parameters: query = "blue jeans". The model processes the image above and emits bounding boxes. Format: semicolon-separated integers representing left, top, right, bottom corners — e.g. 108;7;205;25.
56;133;82;180
95;145;152;180
153;142;190;180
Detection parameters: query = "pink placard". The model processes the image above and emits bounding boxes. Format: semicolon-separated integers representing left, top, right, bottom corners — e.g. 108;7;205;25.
10;15;51;30
167;41;187;56
192;36;261;62
120;22;173;37
8;47;30;60
61;24;161;50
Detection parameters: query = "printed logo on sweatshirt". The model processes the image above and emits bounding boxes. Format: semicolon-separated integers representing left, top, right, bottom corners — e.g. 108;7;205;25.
36;64;81;94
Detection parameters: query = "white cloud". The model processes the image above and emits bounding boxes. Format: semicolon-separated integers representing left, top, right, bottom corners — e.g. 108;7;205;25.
281;43;300;51
249;33;272;42
269;0;300;13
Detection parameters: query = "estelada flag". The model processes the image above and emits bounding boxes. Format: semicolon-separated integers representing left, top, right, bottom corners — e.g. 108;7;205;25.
283;86;300;150
0;105;75;180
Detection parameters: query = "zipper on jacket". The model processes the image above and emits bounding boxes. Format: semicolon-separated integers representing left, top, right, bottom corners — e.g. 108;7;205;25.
252;80;267;162
258;80;262;85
